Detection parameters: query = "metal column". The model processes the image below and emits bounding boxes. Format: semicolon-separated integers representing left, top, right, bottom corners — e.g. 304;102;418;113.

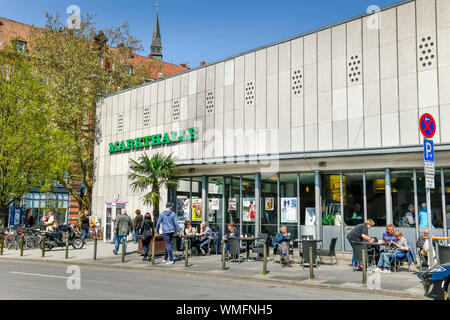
201;175;207;223
363;171;368;221
221;176;226;237
315;171;322;241
297;173;301;240
441;169;447;237
189;178;193;222
413;169;419;241
385;168;393;225
239;176;243;238
277;174;281;232
340;172;345;253
255;173;261;236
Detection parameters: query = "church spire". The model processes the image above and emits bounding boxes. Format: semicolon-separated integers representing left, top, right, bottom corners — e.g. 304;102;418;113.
151;1;163;61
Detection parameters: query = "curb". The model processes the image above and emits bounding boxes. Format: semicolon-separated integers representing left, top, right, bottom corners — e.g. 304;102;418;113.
0;256;427;300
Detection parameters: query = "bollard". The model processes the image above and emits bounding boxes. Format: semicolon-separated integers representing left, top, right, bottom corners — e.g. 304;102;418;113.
221;240;226;271
262;243;268;275
184;238;189;268
41;236;46;258
20;235;24;256
1;235;4;255
362;249;367;284
65;235;69;259
151;238;155;265
93;235;97;261
308;246;314;280
121;238;125;263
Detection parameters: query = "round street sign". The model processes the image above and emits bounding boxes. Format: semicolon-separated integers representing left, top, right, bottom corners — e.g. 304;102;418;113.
420;113;436;139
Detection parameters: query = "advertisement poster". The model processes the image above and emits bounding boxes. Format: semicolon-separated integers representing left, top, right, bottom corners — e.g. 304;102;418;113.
192;198;202;221
243;198;256;222
209;198;220;211
305;207;316;226
281;198;297;223
228;198;237;211
265;197;274;211
177;198;190;221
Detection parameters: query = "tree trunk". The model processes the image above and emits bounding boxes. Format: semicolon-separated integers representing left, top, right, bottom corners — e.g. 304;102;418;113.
152;186;160;227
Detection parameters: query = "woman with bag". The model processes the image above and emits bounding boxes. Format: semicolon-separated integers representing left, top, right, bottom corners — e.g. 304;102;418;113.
140;213;155;261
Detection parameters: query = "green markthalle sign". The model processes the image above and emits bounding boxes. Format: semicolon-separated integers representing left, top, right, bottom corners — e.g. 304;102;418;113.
109;127;198;154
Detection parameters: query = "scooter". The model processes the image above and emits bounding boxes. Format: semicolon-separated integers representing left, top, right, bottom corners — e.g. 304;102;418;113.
39;224;84;251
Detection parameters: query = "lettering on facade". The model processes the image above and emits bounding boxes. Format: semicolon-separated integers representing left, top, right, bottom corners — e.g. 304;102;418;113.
108;127;198;154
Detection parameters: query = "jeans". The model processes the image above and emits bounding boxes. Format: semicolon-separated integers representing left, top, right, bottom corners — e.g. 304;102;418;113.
135;229;139;243
115;235;128;254
377;251;407;269
200;239;210;252
347;238;360;267
142;238;151;257
163;233;174;261
81;228;89;243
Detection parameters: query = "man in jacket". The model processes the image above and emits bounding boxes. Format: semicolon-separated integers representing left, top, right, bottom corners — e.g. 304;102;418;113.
273;226;294;267
81;210;90;245
156;202;181;265
133;209;143;243
45;212;56;231
113;209;133;255
197;222;213;255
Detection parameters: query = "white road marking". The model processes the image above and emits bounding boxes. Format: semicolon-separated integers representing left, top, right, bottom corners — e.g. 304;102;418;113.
10;271;69;279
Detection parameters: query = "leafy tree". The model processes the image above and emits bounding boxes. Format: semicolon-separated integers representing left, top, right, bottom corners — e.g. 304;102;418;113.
128;153;178;224
0;48;66;227
28;13;161;223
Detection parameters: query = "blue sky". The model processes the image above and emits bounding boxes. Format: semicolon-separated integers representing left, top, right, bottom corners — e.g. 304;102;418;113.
1;0;404;67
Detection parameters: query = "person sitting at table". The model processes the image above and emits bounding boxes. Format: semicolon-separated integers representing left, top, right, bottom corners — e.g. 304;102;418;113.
375;230;409;273
382;224;397;243
419;228;435;266
196;222;213;255
184;220;194;236
346;219;375;271
273;225;293;267
224;223;240;255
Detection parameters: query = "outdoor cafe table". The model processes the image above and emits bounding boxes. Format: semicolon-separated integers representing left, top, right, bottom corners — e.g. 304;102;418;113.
181;234;201;257
292;239;322;262
238;237;261;261
422;236;450;265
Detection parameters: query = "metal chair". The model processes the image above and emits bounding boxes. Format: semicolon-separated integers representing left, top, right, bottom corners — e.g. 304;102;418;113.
300;240;318;268
392;243;414;273
438;245;450;265
251;233;268;260
228;238;246;263
317;237;338;265
352;241;376;269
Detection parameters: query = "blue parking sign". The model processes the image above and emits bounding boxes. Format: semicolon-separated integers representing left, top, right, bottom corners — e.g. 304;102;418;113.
424;139;434;162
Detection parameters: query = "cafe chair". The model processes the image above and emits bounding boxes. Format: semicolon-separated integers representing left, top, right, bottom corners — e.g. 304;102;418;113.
228;238;246;263
416;239;428;272
250;233;268;260
317;237;338;265
300;240;318;268
392;242;415;273
438;245;450;265
352;242;376;269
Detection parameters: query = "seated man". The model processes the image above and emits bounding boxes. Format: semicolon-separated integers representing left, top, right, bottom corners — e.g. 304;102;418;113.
376;230;409;273
273;225;293;267
419;229;434;266
196;222;212;255
224;223;239;255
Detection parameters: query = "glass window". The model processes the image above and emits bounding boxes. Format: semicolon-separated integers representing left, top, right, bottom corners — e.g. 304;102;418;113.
365;171;386;227
224;177;240;229
321;173;343;251
241;175;256;237
176;179;191;223
280;174;298;240
343;172;364;227
417;170;443;229
299;173;315;226
445;169;450;231
261;175;278;238
391;170;415;227
207;176;223;233
191;177;202;229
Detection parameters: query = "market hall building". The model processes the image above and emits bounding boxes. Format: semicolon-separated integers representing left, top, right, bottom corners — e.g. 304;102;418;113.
93;0;450;251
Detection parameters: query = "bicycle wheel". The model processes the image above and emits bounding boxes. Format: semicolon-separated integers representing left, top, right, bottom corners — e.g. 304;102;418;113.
72;236;84;250
25;236;35;249
39;238;52;251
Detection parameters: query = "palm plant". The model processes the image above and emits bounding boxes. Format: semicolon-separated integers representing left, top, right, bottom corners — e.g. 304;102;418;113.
128;152;178;224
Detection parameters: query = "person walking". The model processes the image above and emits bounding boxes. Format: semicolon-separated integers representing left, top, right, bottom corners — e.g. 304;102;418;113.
140;213;154;261
81;210;90;245
25;209;35;228
133;209;143;244
156;202;181;265
113;209;133;255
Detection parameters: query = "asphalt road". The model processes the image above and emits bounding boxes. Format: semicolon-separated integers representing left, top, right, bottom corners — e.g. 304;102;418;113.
0;260;405;300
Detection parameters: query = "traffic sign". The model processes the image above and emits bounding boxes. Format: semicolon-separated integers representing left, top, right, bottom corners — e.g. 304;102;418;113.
420;113;436;139
425;174;435;189
423;139;434;162
424;161;435;175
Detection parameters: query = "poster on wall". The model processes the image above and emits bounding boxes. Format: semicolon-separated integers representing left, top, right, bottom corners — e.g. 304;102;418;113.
265;197;274;211
209;198;220;211
177;198;190;221
243;198;256;222
305;207;316;226
281;198;297;223
192;198;202;221
228;198;237;211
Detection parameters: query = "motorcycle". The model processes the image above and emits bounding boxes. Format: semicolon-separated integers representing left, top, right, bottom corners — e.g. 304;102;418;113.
39;224;84;251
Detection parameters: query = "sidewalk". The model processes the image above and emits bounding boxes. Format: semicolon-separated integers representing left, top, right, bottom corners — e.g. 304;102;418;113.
0;241;428;300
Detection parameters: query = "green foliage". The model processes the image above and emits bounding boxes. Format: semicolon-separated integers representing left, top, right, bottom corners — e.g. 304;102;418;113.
128;153;178;223
0;49;67;226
